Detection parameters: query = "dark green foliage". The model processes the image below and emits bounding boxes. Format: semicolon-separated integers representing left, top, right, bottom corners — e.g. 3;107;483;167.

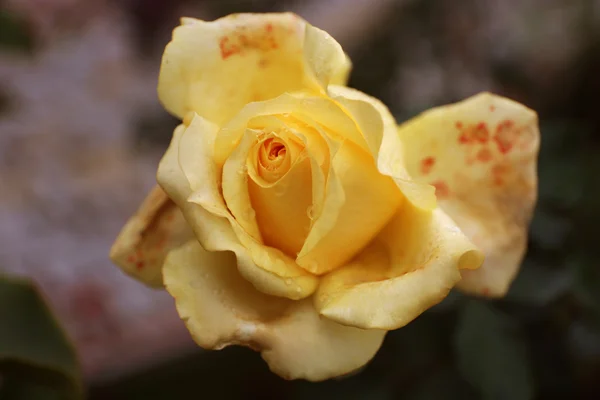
0;276;82;400
0;10;35;53
455;301;534;400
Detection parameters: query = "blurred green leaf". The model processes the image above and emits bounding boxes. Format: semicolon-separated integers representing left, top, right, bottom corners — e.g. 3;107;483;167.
387;312;450;370
0;275;82;399
537;157;585;208
290;378;393;400
0;10;35;53
505;260;573;306
429;289;468;313
535;121;589;209
404;368;478;400
528;208;572;250
572;255;600;317
455;301;535;400
567;319;600;362
537;120;588;156
0;378;66;400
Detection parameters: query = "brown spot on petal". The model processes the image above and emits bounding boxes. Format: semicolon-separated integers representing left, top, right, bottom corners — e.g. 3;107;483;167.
420;156;436;175
458;122;489;144
491;164;511;186
431;180;450;198
219;24;280;59
110;186;194;287
258;58;269;68
493;120;516;154
476;148;493;163
474;122;490;143
219;36;240;59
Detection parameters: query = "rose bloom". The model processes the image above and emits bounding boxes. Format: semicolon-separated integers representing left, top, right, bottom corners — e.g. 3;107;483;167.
111;13;539;380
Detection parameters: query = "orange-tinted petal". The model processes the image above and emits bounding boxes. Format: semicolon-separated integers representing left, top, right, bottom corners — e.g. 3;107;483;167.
110;185;193;287
158;13;351;125
397;92;539;297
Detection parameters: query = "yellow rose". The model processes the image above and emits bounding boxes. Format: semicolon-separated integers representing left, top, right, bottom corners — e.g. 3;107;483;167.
110;13;539;380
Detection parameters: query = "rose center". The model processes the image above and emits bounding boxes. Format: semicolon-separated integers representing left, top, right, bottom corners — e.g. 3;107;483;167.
258;137;289;175
247;131;312;257
267;140;286;159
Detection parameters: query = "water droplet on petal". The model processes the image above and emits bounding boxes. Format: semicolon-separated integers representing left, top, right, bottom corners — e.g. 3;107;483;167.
274;185;285;197
306;205;315;220
285;278;292;286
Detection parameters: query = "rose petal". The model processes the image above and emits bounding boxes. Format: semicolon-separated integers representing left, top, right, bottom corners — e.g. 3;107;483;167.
213;93;367;166
163;240;386;381
246;115;329;258
249;152;312;256
250;131;300;183
208;91;406;275
315;206;483;329
297;138;403;275
249;160;313;257
397;92;539;297
158;13;351;125
109;184;193;287
158;117;318;300
328;85;437;211
221;129;263;242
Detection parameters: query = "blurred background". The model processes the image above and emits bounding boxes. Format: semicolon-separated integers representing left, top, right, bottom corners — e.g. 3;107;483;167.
1;0;599;398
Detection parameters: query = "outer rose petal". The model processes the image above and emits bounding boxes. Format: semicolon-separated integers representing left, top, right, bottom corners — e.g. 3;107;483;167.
397;92;539;297
110;185;193;287
163;240;386;381
158;13;351;125
315;206;483;330
158;120;318;300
